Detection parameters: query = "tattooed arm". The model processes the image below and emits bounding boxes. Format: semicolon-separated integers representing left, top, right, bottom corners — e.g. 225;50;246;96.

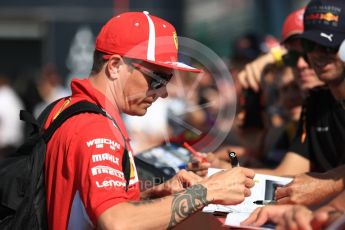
97;184;208;230
97;167;255;230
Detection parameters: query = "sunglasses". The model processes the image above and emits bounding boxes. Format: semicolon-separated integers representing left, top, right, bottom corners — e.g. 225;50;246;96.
282;50;309;67
301;39;339;54
130;62;173;90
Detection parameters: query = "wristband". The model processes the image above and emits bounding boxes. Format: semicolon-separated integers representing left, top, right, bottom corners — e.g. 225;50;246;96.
270;46;284;67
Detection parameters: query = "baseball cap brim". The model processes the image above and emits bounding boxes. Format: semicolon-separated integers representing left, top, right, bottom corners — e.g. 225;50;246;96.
103;53;203;73
298;30;345;48
145;60;202;73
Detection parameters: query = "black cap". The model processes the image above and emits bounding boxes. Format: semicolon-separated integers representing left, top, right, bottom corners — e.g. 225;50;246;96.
299;0;345;48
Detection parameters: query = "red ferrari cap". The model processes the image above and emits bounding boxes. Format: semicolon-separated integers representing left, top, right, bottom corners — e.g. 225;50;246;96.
281;7;305;43
96;11;201;73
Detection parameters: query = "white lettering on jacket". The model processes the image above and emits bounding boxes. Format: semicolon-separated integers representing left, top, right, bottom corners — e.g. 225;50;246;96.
96;179;126;188
86;138;121;150
92;153;119;165
91;166;124;179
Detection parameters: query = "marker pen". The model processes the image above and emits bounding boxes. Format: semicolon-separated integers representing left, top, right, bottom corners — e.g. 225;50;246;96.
183;142;208;163
228;151;239;167
253;200;277;205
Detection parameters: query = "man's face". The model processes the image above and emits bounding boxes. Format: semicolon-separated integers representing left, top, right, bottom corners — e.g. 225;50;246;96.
121;60;173;116
302;40;345;85
284;38;324;91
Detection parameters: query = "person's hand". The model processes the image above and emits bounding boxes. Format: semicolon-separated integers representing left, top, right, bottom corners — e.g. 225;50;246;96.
237;53;274;92
237;47;287;92
187;154;210;177
275;173;336;206
241;205;293;227
276;205;313;230
311;205;345;229
202;167;255;205
160;169;203;195
276;205;345;230
142;169;203;199
187;153;226;177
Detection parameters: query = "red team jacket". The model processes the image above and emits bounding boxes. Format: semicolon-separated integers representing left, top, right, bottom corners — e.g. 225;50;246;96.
44;79;140;230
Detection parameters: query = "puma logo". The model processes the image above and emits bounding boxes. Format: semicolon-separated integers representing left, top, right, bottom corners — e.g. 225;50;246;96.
320;32;333;42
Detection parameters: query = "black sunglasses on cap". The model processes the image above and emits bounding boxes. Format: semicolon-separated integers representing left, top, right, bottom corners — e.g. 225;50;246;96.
282;50;309;67
130;62;173;90
301;39;339;54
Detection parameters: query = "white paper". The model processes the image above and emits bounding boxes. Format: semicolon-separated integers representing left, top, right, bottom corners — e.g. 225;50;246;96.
203;168;293;228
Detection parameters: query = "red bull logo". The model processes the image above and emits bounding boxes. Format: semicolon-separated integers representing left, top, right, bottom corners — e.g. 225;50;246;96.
321;12;339;22
306;12;339;22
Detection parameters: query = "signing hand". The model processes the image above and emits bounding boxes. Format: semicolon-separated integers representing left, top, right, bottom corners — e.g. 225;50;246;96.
202;167;255;205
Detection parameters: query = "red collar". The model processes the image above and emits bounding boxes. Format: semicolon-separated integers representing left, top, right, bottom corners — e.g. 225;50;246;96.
70;78;130;141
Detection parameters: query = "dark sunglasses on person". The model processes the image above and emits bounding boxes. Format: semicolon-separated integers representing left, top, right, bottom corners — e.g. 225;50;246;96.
301;39;339;54
282;50;309;67
130;62;173;90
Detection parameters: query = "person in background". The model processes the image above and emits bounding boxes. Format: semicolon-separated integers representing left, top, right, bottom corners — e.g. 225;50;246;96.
43;11;255;230
238;7;323;93
33;64;69;117
188;1;345;208
240;1;345;227
0;73;24;158
188;7;322;174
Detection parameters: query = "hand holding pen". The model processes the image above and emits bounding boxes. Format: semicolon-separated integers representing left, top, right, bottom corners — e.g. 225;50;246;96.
184;142;210;177
183;142;208;163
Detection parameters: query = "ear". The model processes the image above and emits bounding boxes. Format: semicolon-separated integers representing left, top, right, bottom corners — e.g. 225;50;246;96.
106;54;123;80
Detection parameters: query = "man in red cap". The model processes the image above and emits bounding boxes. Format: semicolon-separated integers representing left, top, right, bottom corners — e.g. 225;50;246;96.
43;11;255;229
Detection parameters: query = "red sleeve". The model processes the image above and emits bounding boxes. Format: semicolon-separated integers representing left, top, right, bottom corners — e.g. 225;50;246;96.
74;117;130;224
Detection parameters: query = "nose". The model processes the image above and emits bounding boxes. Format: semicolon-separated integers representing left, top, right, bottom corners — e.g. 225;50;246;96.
296;55;309;69
156;86;169;98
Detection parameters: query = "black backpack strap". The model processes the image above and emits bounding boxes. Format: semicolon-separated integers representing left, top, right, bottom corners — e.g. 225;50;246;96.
42;101;106;142
42;101;131;191
19;111;40;133
16;100;62;156
19;99;61;135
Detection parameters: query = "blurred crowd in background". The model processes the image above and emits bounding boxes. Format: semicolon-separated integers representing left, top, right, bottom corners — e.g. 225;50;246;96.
0;0;310;170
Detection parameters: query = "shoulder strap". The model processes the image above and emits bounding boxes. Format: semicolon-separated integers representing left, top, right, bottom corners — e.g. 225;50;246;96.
19;100;60;135
42;100;131;191
42;101;106;142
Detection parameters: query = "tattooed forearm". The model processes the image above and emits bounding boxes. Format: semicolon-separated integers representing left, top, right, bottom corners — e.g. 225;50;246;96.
168;184;208;228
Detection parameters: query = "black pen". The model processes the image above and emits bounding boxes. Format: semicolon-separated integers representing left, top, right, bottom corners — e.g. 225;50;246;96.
228;151;239;167
253;200;277;205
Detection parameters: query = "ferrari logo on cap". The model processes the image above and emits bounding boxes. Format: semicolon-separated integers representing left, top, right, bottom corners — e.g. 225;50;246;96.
173;32;178;50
